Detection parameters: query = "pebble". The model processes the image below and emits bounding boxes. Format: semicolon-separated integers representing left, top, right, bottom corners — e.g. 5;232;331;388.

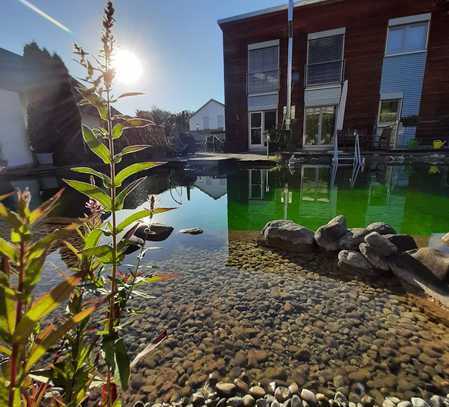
291;395;302;407
301;389;317;404
216;382;236;396
243;394;256;407
289;383;299;395
275;387;290;402
398;402;412;407
411;398;430;407
249;386;266;399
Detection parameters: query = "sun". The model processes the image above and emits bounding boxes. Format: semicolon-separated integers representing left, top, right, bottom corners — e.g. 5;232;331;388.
112;49;143;85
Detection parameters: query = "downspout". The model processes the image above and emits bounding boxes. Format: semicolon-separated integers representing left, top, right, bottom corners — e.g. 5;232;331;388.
285;0;294;131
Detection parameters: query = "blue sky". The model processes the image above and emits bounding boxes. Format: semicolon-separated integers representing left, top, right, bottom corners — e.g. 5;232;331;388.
2;0;287;115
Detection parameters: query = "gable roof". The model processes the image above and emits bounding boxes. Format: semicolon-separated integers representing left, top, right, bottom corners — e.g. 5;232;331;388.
191;98;225;118
218;0;330;26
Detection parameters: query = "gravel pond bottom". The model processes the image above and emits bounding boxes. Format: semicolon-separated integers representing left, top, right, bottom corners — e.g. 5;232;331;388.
121;240;449;406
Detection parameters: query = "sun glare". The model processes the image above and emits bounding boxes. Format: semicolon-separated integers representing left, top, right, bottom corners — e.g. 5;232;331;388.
113;49;143;84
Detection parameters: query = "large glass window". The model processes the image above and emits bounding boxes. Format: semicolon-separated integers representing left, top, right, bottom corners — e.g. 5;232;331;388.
386;22;428;55
248;45;279;94
378;99;402;125
249;110;277;147
304;106;335;146
306;34;344;86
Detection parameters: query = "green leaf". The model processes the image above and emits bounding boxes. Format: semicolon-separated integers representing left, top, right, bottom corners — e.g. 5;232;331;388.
114;145;151;163
0;202;22;228
112;123;124;140
117;92;144;100
115;162;160;187
0;237;15;261
14;274;82;342
82;125;111;164
0;341;11;356
81;245;112;258
72;167;111;187
116;210;152;234
114;338;130;390
115;177;146;210
29;188;64;225
0;286;17;338
84;229;103;249
63;179;112;211
25;306;96;373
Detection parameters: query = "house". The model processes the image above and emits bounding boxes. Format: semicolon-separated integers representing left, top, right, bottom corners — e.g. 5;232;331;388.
0;48;34;168
189;99;225;132
218;0;449;152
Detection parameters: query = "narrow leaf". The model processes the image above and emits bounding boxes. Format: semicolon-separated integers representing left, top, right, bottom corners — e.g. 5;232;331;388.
115;162;161;187
112;123;124;140
114;338;130;390
0;237;15;261
25;306;96;373
0;286;17;337
72;167;111;187
29;189;64;225
117;92;144;100
116;210;152;234
84;229;103;249
14;274;82;342
115;177;146;210
81;245;112;258
0;342;11;356
119;145;150;157
130;331;167;368
82;125;111;164
63;179;112;211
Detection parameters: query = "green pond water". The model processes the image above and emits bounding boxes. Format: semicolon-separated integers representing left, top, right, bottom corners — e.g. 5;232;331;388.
2;162;449;251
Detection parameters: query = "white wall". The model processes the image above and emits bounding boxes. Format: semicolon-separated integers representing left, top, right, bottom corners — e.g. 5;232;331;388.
189;100;225;131
0;89;33;168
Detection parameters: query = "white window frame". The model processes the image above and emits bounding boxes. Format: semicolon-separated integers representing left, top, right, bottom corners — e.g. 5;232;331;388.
247;40;280;97
377;96;403;148
385;13;431;57
248;169;266;200
306;28;346;89
248;110;278;149
302;105;336;148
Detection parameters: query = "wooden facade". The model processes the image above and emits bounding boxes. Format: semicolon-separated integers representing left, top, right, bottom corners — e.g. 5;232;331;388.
219;0;449;152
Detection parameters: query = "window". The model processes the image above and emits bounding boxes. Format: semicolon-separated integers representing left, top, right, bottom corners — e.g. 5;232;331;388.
378;99;402;125
248;43;279;95
202;116;209;129
304;106;335;146
217;115;224;129
249;110;277;147
250;112;262;145
386;22;428;55
306;32;344;86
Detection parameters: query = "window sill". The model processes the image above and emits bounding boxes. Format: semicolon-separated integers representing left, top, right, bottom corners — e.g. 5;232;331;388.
248;91;279;97
305;83;342;91
385;49;427;58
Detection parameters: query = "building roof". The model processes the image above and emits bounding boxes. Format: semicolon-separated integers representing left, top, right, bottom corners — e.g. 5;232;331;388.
218;0;329;26
0;48;28;92
191;98;225;119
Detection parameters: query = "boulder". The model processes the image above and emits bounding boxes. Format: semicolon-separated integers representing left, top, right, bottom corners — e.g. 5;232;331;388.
180;227;203;235
262;220;315;253
442;232;449;246
412;247;449;281
134;223;174;241
384;234;417;252
366;222;396;235
359;243;390;271
338;250;373;272
315;215;348;252
338;232;356;250
364;232;398;257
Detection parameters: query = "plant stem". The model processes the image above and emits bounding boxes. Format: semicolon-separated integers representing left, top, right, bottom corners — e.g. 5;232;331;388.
8;240;25;406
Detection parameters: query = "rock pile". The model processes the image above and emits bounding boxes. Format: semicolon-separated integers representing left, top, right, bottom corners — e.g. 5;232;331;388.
262;218;449;287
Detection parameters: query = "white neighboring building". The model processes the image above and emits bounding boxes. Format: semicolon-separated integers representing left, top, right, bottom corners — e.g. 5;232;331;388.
0;48;34;168
189;99;225;132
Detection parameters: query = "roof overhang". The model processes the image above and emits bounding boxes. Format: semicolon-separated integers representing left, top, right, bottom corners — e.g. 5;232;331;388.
218;0;329;27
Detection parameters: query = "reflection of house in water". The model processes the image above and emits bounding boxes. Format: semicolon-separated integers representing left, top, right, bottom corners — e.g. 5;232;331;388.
194;176;227;200
299;166;337;226
364;166;407;230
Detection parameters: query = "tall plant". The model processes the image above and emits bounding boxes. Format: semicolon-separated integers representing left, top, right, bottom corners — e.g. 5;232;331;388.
0;190;96;406
65;2;173;404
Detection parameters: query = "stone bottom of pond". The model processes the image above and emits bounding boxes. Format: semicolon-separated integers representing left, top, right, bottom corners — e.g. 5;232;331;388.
120;241;449;406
